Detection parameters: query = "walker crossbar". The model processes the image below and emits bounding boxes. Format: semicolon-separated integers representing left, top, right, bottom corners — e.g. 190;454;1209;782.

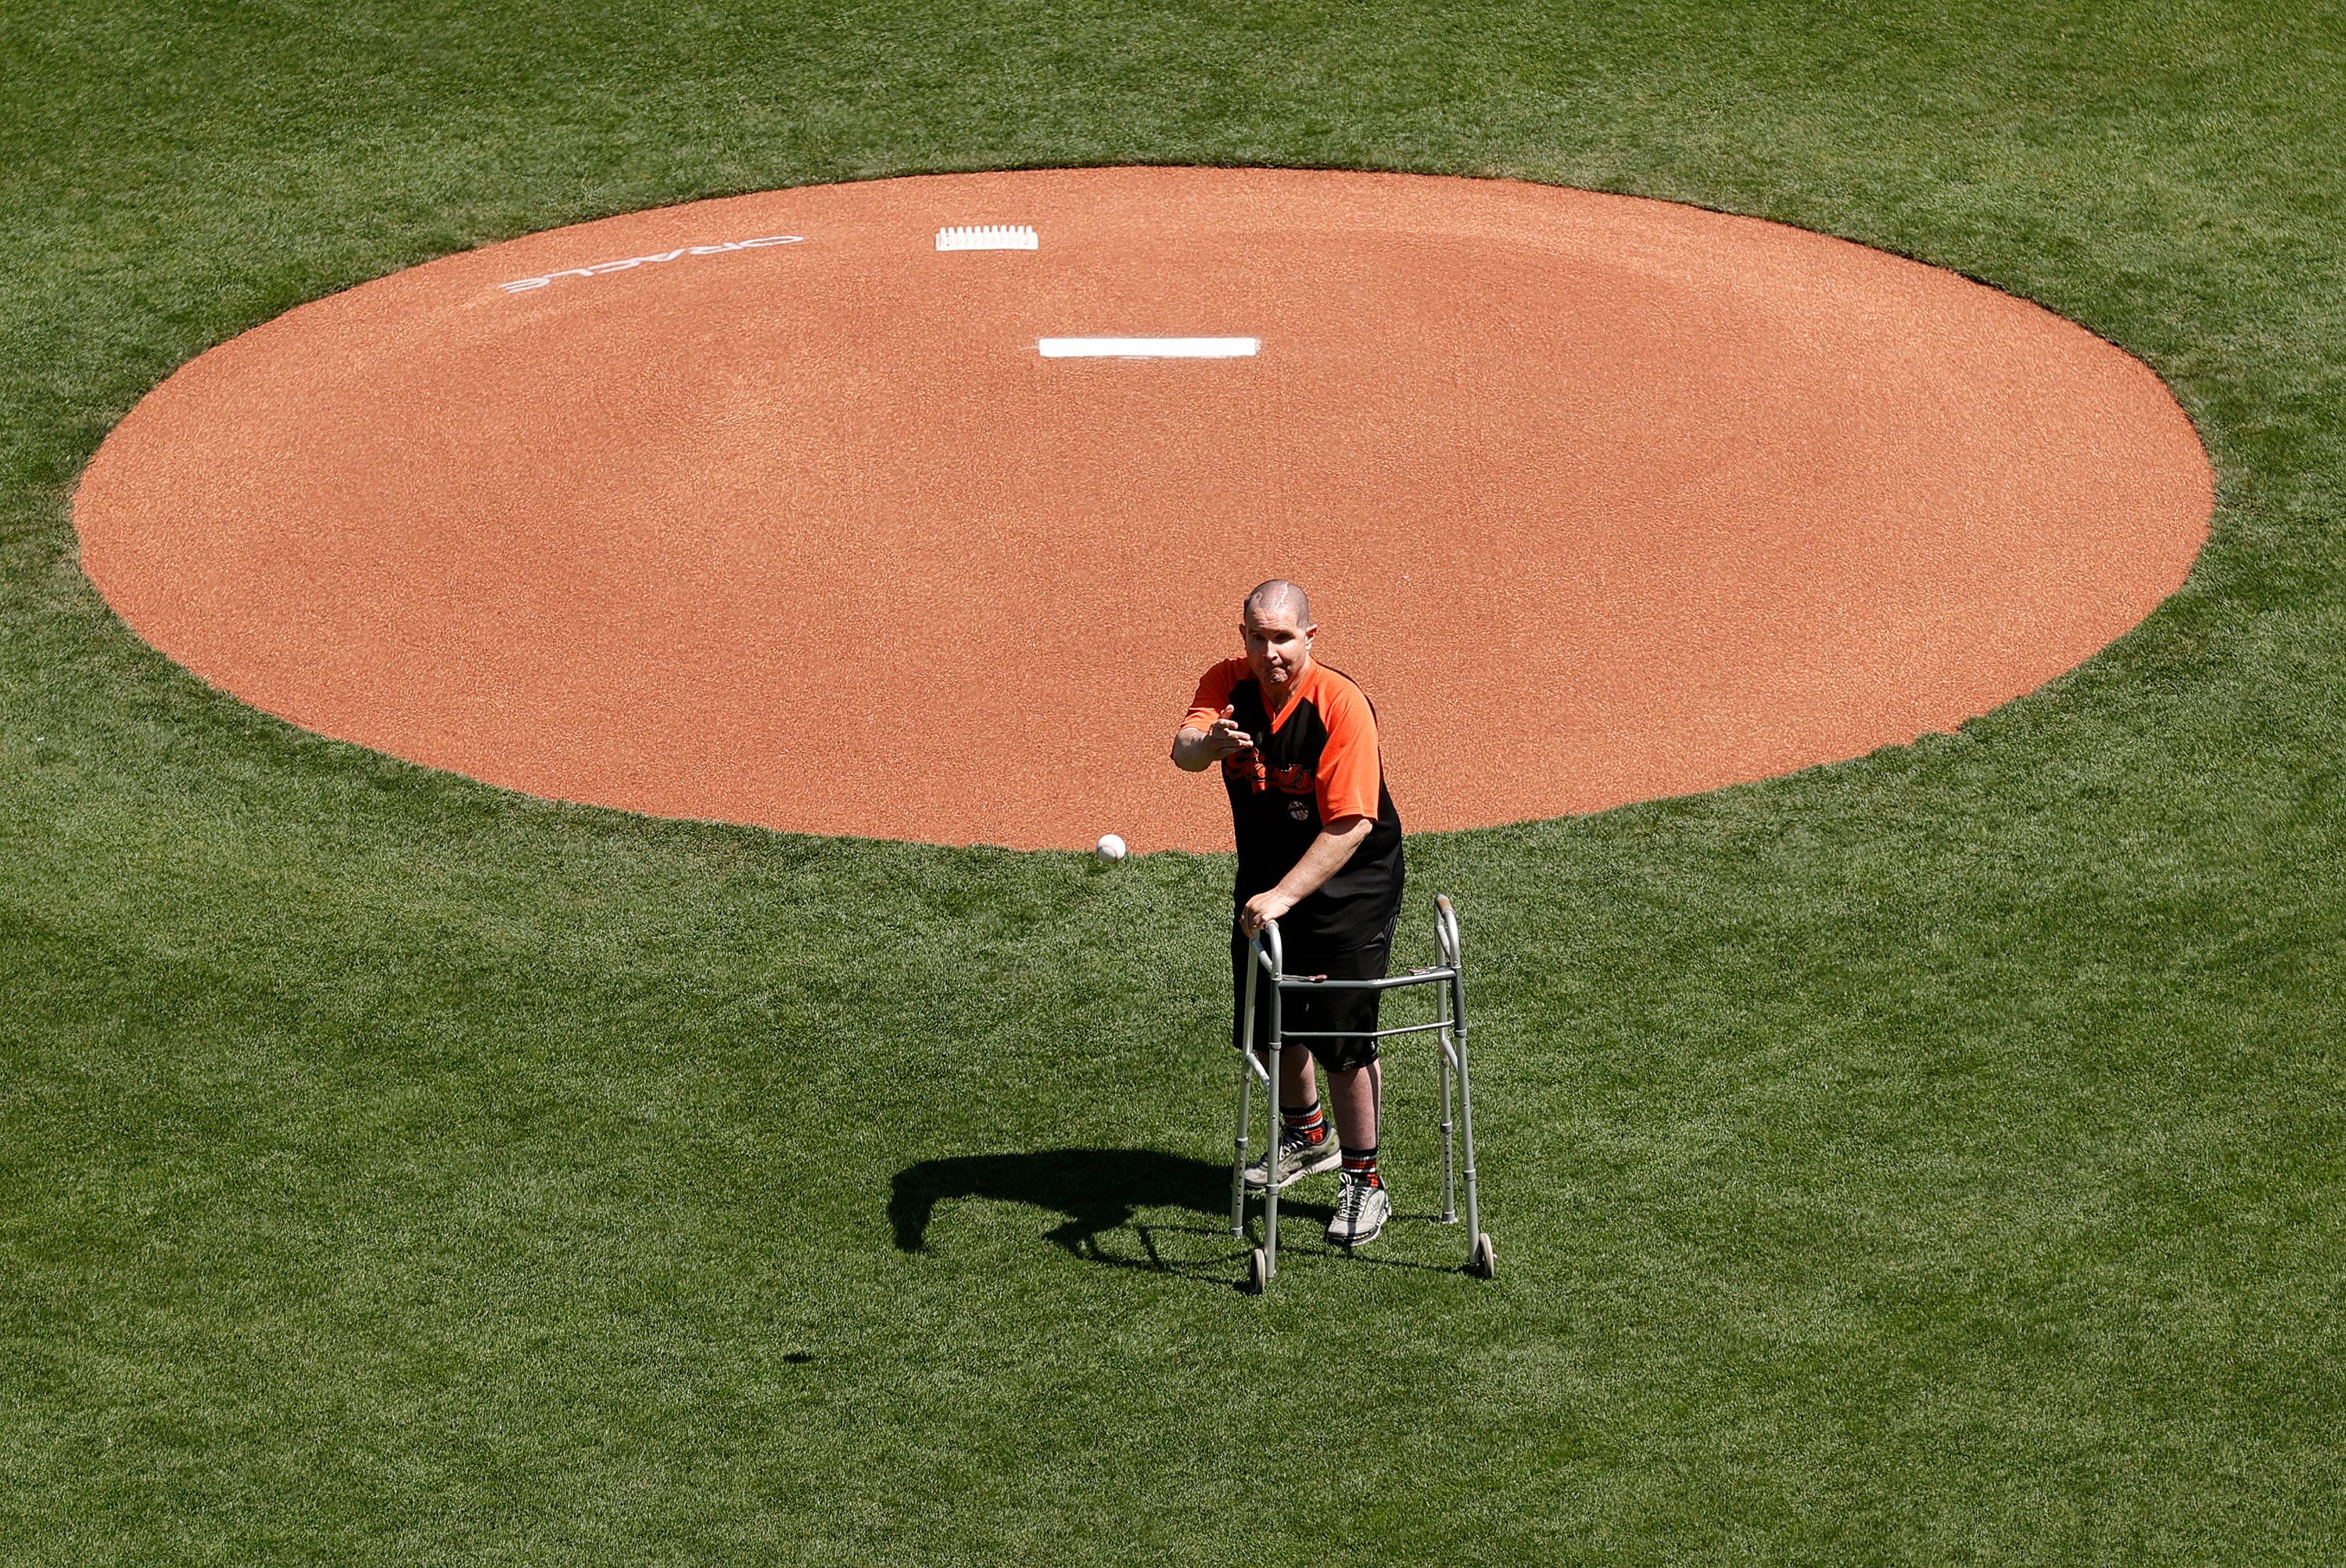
1278;1021;1454;1042
1229;895;1493;1293
1261;974;1455;987
1252;960;1460;992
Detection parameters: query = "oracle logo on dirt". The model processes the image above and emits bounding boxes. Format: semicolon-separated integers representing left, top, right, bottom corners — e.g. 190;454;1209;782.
498;234;805;294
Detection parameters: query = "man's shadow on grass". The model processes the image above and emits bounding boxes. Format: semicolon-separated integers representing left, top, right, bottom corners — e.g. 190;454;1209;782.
891;1148;1264;1280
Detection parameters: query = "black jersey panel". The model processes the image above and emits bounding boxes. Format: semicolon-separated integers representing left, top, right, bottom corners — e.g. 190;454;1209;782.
1218;663;1404;947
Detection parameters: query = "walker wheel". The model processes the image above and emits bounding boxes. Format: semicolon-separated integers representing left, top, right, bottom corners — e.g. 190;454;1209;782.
1469;1233;1496;1279
1247;1247;1271;1295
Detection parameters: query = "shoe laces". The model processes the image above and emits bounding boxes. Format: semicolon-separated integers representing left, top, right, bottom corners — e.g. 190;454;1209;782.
1333;1168;1378;1220
1279;1123;1325;1155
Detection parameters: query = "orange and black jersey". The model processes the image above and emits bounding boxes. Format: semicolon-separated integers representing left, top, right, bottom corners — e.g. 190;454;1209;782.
1184;658;1404;947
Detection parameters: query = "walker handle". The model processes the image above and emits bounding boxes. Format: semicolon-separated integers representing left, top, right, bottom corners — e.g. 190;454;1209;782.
1254;917;1284;978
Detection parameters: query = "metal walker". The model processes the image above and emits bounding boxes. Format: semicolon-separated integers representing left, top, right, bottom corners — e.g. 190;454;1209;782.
1231;894;1493;1293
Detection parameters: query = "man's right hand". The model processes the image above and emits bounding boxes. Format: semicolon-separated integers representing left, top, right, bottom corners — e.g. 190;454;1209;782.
1171;704;1256;771
1200;705;1254;759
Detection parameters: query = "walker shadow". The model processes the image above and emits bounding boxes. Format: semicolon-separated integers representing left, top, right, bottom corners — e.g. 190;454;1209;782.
890;1148;1242;1279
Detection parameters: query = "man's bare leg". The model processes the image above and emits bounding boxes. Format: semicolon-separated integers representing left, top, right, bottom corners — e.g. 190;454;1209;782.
1275;1044;1317;1113
1326;1060;1380;1149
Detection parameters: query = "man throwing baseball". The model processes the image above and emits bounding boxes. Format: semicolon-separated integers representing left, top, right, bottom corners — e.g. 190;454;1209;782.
1171;579;1406;1247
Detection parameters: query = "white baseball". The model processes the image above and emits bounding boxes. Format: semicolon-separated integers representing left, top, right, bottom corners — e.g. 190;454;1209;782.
1095;834;1128;863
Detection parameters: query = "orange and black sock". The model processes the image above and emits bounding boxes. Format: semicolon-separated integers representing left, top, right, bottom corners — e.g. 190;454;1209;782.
1281;1100;1328;1145
1340;1145;1382;1188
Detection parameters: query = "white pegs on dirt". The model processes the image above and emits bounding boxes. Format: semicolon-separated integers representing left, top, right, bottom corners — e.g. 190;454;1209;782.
935;224;1038;251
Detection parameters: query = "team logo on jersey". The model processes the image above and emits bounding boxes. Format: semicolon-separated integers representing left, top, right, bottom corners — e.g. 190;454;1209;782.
1222;748;1269;792
1287;799;1312;822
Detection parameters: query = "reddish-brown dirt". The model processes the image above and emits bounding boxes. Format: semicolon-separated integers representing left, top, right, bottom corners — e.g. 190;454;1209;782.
75;167;2212;852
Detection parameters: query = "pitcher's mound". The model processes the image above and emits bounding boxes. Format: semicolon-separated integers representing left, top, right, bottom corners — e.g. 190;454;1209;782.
76;168;2211;851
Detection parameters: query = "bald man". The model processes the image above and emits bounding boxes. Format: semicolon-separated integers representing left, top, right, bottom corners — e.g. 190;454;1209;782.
1172;580;1407;1248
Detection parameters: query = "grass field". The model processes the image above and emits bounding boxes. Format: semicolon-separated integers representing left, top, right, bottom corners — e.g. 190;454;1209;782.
6;2;2346;1562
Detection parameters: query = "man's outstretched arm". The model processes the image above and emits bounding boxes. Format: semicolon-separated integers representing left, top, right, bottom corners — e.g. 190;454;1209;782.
1171;705;1253;771
1239;816;1374;935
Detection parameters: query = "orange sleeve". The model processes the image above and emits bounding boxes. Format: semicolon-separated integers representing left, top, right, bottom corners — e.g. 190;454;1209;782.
1182;658;1244;731
1315;676;1382;822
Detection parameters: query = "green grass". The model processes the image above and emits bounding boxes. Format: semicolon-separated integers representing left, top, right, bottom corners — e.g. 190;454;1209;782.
6;0;2346;1561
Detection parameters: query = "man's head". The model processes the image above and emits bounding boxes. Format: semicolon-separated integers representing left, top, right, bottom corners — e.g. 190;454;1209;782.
1240;579;1315;700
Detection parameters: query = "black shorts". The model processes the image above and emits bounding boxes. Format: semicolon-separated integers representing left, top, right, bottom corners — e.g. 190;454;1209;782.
1229;911;1397;1072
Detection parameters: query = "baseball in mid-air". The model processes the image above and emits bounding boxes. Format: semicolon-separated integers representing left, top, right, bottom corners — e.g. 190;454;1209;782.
1095;834;1128;863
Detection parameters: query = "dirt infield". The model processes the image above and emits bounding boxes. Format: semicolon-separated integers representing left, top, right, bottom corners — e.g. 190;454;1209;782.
75;167;2211;852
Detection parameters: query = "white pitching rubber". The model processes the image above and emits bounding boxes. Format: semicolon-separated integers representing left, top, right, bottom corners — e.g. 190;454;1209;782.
937;224;1038;251
1037;337;1260;358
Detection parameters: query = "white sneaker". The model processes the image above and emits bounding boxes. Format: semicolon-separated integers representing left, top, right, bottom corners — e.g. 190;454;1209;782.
1243;1125;1342;1189
1325;1170;1391;1247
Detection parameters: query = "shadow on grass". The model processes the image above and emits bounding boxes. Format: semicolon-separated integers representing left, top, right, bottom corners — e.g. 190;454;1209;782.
889;1147;1465;1284
891;1148;1234;1278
